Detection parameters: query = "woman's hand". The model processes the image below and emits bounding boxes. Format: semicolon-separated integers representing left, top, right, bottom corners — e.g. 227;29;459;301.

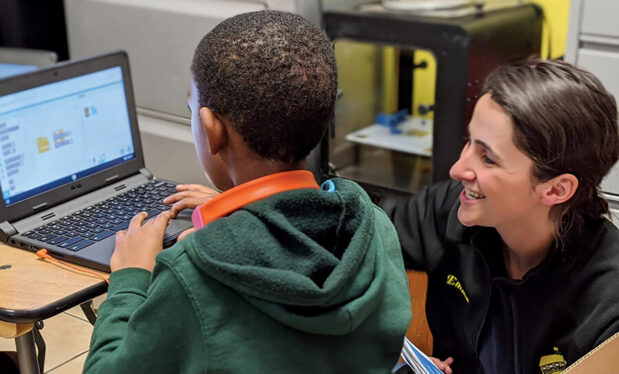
163;184;219;217
110;211;173;272
429;356;454;374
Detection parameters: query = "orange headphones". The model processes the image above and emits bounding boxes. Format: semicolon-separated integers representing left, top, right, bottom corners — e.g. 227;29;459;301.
192;169;326;229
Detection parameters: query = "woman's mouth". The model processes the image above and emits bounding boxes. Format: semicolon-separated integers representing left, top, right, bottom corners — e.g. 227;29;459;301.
465;188;485;200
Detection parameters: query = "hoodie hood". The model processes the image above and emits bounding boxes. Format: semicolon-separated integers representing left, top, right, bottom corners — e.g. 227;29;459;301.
184;178;388;335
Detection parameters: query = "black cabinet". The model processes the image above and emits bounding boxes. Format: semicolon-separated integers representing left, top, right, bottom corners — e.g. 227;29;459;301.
0;0;69;61
317;3;542;194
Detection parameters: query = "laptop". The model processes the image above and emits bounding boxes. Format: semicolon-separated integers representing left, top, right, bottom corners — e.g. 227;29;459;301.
0;51;193;272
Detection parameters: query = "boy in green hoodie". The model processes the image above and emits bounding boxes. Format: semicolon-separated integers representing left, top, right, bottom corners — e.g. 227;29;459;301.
84;11;411;373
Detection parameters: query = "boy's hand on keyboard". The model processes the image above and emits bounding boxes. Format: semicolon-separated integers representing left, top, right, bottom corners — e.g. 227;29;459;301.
110;211;173;272
164;184;219;218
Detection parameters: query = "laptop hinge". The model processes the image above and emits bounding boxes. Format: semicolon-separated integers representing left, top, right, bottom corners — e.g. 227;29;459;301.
139;168;154;180
0;221;17;243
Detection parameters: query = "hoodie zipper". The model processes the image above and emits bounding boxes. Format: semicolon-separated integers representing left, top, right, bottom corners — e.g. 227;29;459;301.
473;252;493;358
511;294;520;374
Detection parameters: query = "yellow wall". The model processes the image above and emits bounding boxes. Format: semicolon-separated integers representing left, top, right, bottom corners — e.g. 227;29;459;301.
534;0;571;59
412;50;437;118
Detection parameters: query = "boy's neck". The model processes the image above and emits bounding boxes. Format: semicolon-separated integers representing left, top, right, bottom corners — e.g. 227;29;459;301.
218;118;308;188
230;157;307;187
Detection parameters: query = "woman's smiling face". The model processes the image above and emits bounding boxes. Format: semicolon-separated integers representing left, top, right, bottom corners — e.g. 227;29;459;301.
449;94;549;230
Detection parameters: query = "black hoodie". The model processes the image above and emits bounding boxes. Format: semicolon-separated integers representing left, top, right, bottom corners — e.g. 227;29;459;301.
382;179;619;374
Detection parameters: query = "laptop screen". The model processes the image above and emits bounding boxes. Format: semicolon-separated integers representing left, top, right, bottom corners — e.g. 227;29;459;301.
0;66;135;206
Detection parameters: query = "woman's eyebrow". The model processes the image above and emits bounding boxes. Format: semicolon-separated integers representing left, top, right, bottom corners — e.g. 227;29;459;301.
474;139;502;161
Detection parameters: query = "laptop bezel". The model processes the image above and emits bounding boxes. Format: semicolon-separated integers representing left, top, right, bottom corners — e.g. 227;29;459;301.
0;50;146;223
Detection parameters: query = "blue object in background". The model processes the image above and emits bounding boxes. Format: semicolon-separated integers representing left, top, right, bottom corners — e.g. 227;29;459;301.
0;63;37;79
375;109;408;134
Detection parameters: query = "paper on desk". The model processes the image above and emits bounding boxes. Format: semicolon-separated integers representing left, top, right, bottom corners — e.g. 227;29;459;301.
345;117;433;157
400;336;444;374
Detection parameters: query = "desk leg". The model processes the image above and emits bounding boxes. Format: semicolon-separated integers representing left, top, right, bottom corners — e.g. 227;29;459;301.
33;322;46;371
80;300;98;325
15;330;40;374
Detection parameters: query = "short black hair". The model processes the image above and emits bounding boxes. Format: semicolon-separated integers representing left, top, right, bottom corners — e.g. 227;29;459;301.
191;11;337;164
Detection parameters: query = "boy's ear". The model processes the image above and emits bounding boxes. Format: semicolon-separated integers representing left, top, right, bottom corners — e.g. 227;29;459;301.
539;173;579;206
199;107;227;155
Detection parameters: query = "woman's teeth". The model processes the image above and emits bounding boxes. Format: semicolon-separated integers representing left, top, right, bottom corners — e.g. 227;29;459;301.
465;189;485;200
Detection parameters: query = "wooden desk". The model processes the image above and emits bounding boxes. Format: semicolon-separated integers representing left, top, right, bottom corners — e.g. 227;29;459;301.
0;244;108;373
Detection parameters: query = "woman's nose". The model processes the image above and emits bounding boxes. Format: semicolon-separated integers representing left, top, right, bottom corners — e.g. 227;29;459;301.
449;149;475;182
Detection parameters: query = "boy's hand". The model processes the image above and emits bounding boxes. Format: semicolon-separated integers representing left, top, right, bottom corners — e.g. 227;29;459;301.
163;184;219;218
429;356;454;374
110;211;173;272
177;227;196;241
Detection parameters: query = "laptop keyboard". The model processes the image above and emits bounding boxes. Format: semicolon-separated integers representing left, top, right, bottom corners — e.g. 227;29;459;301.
20;180;179;252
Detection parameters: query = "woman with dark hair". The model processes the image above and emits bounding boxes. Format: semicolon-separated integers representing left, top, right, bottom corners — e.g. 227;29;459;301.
383;59;619;374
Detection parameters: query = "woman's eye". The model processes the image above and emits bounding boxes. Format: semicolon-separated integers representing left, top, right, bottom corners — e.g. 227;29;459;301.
481;154;496;165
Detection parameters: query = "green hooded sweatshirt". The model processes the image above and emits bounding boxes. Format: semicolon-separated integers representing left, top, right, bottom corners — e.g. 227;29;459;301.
84;178;412;373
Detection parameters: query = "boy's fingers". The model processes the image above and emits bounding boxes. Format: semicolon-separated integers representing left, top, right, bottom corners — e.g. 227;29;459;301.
128;212;148;231
142;211;172;231
163;191;208;204
163;191;191;203
163;192;186;204
176;184;213;192
154;211;173;227
171;198;204;214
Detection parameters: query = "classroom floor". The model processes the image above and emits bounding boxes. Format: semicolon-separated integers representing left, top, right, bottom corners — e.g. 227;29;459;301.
0;295;106;374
